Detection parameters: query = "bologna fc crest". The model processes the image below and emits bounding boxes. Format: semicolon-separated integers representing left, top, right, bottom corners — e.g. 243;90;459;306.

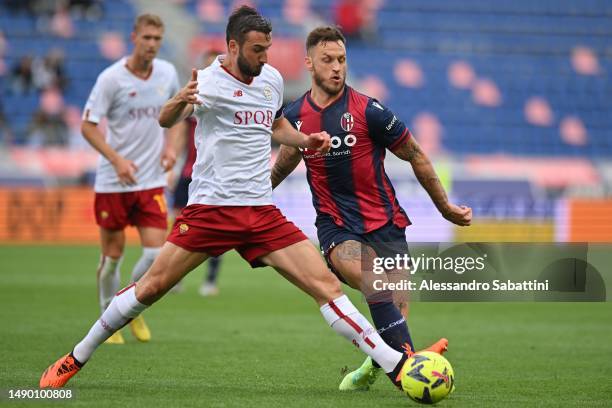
340;112;354;132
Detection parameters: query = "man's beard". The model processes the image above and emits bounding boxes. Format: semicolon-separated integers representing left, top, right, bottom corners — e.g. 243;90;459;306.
313;67;344;97
237;51;263;77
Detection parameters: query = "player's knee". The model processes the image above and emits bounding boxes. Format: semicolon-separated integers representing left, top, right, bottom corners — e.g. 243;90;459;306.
135;276;166;304
312;269;343;303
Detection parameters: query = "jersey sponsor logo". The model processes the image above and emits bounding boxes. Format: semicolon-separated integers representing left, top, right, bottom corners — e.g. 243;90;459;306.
234;110;274;128
233;89;243;97
340;112;354;132
301;133;356;156
330;134;357;149
295;120;303;131
128;106;162;120
386;115;397;131
263;85;273;101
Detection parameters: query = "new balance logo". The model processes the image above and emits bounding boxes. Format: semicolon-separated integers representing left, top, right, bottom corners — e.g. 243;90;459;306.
233;89;243;97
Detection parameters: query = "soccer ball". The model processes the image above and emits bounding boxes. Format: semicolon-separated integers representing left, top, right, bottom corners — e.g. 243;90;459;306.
400;351;455;404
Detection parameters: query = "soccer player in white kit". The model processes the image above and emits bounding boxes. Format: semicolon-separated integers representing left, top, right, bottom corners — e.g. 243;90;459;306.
80;14;181;344
40;6;413;392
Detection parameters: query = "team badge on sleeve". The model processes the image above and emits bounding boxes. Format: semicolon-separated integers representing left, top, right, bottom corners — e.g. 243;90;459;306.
340;112;354;132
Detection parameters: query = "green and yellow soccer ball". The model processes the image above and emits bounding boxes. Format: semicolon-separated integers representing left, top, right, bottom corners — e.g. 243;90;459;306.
401;351;455;404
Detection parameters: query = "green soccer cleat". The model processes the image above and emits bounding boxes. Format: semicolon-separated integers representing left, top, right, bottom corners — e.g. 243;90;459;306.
339;357;381;391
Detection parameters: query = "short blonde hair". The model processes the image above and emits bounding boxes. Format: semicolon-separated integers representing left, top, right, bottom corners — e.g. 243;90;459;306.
133;14;164;33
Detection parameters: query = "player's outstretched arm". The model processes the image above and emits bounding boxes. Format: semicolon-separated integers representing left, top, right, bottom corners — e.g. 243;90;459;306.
271;117;331;152
271;145;302;189
159;68;200;128
81;120;138;185
391;136;472;226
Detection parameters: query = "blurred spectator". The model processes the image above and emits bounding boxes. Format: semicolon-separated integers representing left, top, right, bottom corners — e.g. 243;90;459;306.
283;0;313;25
571;46;600;76
197;0;225;23
560;116;588;146
472;78;502;107
26;88;69;147
33;48;69;91
525;96;554;127
334;0;364;39
0;100;14;146
394;59;424;88
68;0;102;20
0;30;7;76
448;60;476;89
99;32;127;61
333;0;381;41
10;50;68;94
10;56;35;94
4;0;36;15
50;2;75;38
64;105;89;150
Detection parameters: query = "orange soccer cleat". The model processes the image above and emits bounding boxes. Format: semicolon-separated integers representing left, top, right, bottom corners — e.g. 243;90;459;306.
420;337;449;355
402;337;449;357
39;353;82;388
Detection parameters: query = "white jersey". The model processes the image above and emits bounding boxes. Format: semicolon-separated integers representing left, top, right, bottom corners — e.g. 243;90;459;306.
83;57;180;193
188;58;284;206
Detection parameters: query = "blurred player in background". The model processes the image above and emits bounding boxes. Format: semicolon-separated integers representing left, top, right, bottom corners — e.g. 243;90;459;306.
41;7;421;391
80;14;181;344
272;26;472;391
171;50;224;297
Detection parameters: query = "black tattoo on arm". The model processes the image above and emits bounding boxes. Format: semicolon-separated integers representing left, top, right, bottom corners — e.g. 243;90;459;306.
391;137;450;214
271;145;302;189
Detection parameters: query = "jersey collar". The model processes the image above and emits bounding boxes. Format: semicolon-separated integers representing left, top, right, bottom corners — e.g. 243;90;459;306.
306;86;348;112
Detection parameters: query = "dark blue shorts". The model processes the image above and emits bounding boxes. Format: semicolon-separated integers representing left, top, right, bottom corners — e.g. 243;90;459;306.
316;215;410;283
173;177;191;210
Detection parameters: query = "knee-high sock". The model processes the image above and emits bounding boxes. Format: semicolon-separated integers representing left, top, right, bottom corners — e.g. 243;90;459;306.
73;285;147;363
97;255;122;313
131;247;160;282
368;291;414;352
205;256;221;284
320;294;402;373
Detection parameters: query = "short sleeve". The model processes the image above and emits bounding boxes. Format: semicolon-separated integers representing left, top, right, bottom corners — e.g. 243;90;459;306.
365;98;410;150
274;70;284;120
82;73;114;123
193;69;218;114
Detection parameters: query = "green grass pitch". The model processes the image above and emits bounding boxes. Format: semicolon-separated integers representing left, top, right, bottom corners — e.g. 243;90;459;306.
1;245;611;407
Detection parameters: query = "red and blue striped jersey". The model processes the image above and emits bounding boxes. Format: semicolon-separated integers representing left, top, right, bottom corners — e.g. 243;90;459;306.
283;86;411;234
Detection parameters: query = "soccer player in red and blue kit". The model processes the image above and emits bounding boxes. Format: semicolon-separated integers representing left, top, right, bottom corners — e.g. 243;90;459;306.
272;26;472;391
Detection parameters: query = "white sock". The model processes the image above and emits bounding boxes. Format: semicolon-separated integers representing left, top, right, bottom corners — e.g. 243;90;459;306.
73;285;147;363
131;247;160;282
320;294;402;373
97;255;122;313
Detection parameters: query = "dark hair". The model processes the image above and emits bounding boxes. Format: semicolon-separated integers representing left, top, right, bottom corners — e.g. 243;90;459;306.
226;5;272;45
306;26;346;51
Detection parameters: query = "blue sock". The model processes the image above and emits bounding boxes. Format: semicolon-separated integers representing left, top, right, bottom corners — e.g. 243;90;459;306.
367;296;414;367
205;256;221;284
